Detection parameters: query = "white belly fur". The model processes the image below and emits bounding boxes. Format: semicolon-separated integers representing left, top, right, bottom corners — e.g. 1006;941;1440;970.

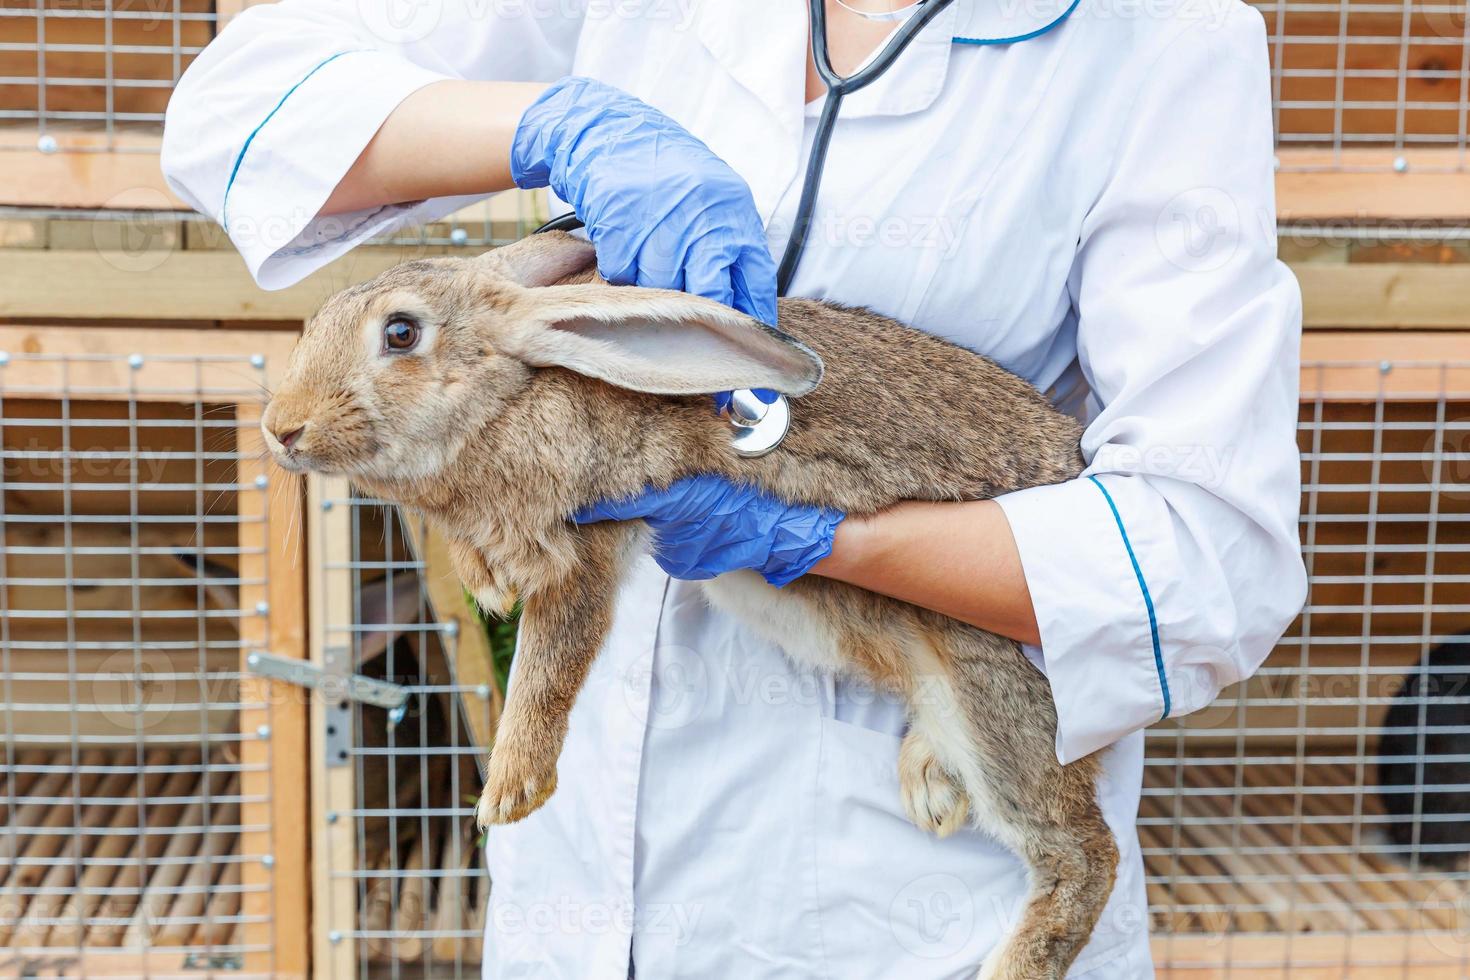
699;571;849;676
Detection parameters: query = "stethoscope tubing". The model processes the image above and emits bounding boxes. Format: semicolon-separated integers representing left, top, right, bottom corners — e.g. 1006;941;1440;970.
778;0;957;294
538;0;960;298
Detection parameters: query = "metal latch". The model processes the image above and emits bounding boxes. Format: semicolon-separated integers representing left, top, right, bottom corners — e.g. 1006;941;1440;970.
246;649;410;767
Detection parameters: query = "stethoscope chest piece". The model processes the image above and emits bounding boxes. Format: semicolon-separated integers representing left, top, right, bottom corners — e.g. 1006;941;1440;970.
723;389;791;458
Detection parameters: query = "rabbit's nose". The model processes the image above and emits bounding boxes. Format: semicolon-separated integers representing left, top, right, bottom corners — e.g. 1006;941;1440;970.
274;423;306;449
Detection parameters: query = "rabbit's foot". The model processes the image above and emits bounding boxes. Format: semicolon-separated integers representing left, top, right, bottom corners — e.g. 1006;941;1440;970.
899;730;969;838
476;744;558;828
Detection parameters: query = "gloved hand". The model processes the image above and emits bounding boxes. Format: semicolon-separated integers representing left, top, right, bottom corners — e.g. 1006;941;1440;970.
511;76;778;326
573;476;844;588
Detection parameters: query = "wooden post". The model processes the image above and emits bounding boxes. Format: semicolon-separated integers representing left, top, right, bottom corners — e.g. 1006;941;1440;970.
310;474;359;980
404;520;503;753
236;401;310;979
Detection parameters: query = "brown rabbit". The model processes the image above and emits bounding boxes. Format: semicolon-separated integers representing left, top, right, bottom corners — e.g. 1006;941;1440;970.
262;231;1118;980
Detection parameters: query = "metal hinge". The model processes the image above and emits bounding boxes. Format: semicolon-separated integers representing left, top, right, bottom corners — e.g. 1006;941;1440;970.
246;648;409;767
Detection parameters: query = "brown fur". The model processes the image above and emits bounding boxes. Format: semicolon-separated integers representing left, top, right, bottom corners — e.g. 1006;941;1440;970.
263;232;1118;979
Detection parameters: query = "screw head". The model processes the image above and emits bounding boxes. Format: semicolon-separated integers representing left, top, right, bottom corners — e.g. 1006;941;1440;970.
36;134;58;154
329;930;343;944
0;351;9;367
443;620;460;638
250;353;266;369
1380;360;1393;374
326;810;339;824
127;353;145;370
254;474;269;489
256;724;271;739
476;683;492;700
1393;156;1409;173
255;600;270;615
246;652;261;669
260;854;275;868
322;499;334;511
1272;154;1281;172
449;227;469;246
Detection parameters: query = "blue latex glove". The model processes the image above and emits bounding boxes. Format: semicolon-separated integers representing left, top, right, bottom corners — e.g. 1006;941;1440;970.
574;476;844;588
511;76;778;326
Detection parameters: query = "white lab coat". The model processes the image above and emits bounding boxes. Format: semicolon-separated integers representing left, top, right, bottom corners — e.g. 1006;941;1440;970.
163;0;1306;975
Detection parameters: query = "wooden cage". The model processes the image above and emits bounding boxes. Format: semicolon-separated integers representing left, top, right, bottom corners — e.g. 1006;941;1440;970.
4;0;1470;976
1146;334;1470;978
0;325;309;978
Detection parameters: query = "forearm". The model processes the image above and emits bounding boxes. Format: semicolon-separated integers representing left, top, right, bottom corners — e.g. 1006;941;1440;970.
320;79;548;215
810;499;1042;647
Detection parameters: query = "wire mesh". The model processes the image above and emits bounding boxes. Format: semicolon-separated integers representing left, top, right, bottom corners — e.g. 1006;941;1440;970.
0;347;284;977
1146;359;1470;974
3;0;1469;171
1264;0;1470;168
0;0;215;150
319;492;495;979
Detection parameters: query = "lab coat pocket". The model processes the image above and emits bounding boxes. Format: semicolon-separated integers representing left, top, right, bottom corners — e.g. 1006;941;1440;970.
811;717;1024;980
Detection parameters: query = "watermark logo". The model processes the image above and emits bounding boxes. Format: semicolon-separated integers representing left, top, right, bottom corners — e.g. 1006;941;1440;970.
888;873;976;959
1155;187;1240;273
357;0;444;43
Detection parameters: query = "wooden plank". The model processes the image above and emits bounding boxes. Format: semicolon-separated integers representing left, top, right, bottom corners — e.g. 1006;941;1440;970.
8;762;138;949
44;751;175;949
2;243;1470;334
0;131;188;209
214;0;264;28
1299;265;1470;330
309;473;359;980
0;324;297;400
5;251;1470;335
1277;150;1470;221
0;246;456;321
236;400;310;979
1155;931;1470;978
6;144;1462;225
1300;331;1470;397
403;520;502;754
121;773;240;950
86;756;205;948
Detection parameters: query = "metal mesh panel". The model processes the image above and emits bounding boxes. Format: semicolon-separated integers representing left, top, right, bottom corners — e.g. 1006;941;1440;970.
0;347;286;977
4;0;1470;170
0;0;215;150
319;492;494;978
1147;359;1470;974
1264;0;1470;167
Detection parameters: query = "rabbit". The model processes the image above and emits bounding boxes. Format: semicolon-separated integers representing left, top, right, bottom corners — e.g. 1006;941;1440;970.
1378;631;1470;870
261;230;1117;980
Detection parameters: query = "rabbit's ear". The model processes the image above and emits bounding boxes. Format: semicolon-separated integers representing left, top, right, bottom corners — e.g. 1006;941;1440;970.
480;231;597;288
503;284;823;397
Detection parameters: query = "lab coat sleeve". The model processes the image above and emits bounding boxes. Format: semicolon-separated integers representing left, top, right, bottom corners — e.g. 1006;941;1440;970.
993;6;1307;764
161;0;586;289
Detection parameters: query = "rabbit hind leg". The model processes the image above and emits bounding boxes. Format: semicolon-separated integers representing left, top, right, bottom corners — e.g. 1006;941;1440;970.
924;627;1118;980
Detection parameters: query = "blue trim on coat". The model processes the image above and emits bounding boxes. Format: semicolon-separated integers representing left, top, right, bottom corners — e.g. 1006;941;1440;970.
1088;474;1171;721
221;50;364;232
951;0;1081;45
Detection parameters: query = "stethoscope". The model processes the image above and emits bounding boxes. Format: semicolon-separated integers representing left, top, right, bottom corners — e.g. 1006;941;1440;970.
536;0;1072;456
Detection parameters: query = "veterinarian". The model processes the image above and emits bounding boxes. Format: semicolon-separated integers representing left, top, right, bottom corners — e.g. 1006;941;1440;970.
163;0;1306;975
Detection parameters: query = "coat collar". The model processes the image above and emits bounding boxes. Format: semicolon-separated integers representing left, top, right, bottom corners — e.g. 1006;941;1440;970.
951;0;1081;44
692;0;1078;127
692;0;956;126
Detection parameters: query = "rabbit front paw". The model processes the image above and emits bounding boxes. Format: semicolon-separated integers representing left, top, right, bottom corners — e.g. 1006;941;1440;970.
899;730;970;838
476;744;559;828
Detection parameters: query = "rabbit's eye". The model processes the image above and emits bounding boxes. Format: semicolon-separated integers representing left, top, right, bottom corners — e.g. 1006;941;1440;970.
383;317;421;353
